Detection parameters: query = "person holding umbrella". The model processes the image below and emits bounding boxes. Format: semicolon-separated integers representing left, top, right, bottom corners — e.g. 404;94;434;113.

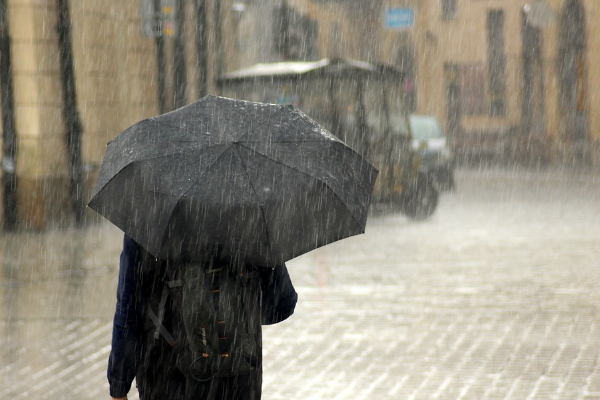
89;96;379;400
108;234;298;400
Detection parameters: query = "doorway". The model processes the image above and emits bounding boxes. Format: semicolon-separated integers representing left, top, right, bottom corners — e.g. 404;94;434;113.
521;9;547;163
558;0;588;163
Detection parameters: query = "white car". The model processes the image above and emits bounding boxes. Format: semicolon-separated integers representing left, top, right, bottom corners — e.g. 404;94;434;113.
409;114;455;191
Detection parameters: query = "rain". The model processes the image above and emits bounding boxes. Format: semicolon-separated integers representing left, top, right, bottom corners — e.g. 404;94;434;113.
1;0;600;399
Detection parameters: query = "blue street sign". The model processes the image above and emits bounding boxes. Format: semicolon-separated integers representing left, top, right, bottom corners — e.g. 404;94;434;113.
385;8;414;30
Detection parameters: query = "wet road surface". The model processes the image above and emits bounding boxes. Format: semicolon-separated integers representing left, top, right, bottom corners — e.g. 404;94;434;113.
1;166;599;399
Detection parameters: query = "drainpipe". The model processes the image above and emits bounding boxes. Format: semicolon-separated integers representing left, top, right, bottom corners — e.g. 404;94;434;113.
195;0;208;98
278;0;291;60
327;76;341;139
154;0;167;113
155;34;167;113
214;0;223;86
173;0;187;109
0;0;18;231
57;0;85;226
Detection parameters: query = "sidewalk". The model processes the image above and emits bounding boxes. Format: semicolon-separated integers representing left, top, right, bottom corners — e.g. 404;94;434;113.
1;166;600;399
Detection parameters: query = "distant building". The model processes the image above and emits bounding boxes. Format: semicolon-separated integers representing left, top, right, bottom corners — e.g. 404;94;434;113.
0;0;598;228
0;0;235;228
273;0;598;166
385;0;596;166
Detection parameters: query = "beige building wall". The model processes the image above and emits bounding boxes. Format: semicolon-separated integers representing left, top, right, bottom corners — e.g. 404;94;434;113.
182;0;234;98
2;0;158;228
1;0;242;227
3;0;600;227
379;0;524;131
301;1;355;59
9;1;67;229
371;0;599;164
299;1;379;61
70;1;157;171
582;0;600;163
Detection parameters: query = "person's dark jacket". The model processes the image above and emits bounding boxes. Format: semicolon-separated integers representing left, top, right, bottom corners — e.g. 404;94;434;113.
107;235;298;398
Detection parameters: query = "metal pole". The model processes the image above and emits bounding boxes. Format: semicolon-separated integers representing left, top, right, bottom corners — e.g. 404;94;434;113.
173;0;187;109
155;36;167;113
154;0;168;113
214;0;223;88
356;77;369;158
0;0;18;230
56;0;85;226
195;0;208;98
279;0;290;60
327;76;341;139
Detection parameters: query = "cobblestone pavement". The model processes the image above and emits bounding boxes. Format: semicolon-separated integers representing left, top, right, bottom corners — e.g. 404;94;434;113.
1;166;600;399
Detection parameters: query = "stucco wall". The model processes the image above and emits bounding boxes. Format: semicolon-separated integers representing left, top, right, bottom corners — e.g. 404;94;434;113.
1;0;158;228
2;0;599;228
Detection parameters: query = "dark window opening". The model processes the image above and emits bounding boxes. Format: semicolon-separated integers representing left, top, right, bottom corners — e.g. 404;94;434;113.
444;63;461;134
273;3;319;61
396;40;416;113
460;64;487;116
442;0;457;20
445;62;490;117
487;10;507;116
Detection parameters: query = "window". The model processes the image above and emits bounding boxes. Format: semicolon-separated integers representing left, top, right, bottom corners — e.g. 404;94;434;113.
442;0;457;20
460;64;488;116
487;10;507;116
446;60;507;117
273;4;318;60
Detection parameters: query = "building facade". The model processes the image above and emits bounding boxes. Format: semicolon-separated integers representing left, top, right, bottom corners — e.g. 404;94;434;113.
235;0;599;165
0;0;232;228
276;0;598;166
0;0;598;227
386;0;598;166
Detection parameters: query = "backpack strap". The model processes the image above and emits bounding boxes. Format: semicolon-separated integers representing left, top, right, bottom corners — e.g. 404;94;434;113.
147;264;256;350
213;268;258;358
211;270;228;357
148;279;183;345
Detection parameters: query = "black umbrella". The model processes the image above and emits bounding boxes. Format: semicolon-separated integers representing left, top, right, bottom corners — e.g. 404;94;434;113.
88;96;378;266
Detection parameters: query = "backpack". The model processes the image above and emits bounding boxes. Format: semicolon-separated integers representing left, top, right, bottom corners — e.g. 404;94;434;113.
146;258;262;382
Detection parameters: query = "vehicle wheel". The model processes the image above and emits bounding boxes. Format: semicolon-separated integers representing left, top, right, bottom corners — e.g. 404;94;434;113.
402;174;439;220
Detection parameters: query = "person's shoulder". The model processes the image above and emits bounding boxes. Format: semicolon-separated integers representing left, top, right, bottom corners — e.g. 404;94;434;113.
122;235;149;268
123;234;143;253
123;234;136;247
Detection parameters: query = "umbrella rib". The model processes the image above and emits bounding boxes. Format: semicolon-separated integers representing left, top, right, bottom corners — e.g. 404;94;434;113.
155;112;280;144
105;142;227;169
153;144;235;257
232;145;273;257
238;107;341;144
239;139;335;143
232;106;288;142
180;144;233;197
94;144;229;197
152;120;231;145
236;142;366;233
238;141;373;191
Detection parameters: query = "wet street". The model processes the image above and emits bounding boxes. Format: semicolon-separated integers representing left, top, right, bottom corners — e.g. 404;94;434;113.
1;166;600;400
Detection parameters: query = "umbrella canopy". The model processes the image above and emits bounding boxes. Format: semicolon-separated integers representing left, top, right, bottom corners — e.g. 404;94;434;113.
88;95;378;266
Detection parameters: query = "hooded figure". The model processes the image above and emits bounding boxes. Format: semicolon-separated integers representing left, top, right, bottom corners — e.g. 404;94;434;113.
108;235;298;400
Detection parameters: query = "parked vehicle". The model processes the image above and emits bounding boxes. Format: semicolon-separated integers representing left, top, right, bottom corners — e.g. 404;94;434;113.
409;114;455;191
219;58;439;219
